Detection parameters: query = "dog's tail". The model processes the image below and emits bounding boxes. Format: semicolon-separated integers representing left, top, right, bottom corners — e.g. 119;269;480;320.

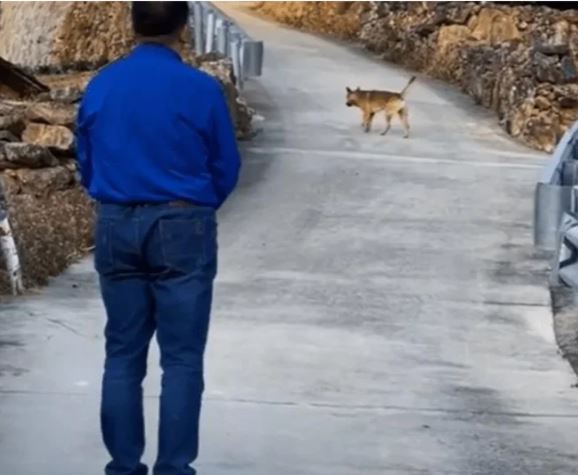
399;76;417;98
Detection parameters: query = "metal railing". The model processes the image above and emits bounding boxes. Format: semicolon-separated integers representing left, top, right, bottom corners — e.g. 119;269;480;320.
552;208;578;288
534;121;578;251
534;121;578;288
190;2;264;89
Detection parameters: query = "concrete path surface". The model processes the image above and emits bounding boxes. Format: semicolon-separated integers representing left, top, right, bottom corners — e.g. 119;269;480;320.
2;5;578;475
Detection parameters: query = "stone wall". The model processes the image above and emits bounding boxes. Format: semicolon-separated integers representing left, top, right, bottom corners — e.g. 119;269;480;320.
0;98;93;293
254;1;578;152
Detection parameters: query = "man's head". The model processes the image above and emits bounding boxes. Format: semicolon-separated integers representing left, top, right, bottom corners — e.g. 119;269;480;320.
132;1;189;40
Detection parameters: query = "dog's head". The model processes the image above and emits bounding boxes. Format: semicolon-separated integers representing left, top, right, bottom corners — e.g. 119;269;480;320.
345;86;361;107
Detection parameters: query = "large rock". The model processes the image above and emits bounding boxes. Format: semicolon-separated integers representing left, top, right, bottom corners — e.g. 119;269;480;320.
22;123;74;153
26;101;77;127
0;2;71;71
0;2;194;72
51;1;133;70
0;113;25;137
469;8;521;44
37;72;94;103
0;2;133;72
0;143;58;169
3;165;75;197
0;131;19;143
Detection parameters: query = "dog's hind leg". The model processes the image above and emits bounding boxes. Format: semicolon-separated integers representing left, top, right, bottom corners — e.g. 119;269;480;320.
381;113;392;136
400;108;410;139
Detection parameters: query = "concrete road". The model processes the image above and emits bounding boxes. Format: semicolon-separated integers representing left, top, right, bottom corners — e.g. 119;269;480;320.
2;6;578;475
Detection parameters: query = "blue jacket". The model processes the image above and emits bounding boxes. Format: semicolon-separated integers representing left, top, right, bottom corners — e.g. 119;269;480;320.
76;43;241;208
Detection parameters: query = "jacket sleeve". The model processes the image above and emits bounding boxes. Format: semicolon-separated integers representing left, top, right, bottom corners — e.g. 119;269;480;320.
75;99;92;190
208;85;241;207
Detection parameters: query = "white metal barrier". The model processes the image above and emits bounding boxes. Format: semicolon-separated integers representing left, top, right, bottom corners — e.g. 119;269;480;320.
552;209;578;288
534;121;578;290
534;121;578;251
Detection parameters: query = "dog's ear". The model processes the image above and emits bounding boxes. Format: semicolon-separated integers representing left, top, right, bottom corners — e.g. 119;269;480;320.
346;86;351;93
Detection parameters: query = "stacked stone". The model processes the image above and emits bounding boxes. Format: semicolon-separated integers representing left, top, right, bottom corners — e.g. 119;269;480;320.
0;92;93;293
0;99;78;188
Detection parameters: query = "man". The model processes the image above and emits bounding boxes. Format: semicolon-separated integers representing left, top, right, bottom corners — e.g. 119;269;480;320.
75;3;241;475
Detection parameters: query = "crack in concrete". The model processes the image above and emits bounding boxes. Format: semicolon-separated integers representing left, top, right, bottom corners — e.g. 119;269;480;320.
45;317;93;339
2;389;578;420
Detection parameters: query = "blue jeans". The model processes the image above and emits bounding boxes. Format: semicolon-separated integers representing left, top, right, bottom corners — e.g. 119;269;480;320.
95;203;218;475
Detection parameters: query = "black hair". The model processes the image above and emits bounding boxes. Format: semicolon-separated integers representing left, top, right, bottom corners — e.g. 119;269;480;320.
131;1;189;37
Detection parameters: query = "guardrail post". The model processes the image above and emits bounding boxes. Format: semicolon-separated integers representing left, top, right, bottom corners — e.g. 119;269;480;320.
572;186;578;214
206;11;216;53
242;40;264;77
216;19;230;56
230;34;243;89
534;183;572;251
193;2;204;55
534;121;578;251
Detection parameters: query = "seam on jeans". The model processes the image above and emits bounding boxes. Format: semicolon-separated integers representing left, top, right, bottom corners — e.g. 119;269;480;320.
105;220;114;269
95;219;115;272
159;219;170;270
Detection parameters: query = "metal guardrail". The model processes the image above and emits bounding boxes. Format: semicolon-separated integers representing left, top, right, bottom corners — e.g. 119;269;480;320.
190;2;264;89
552;209;578;288
534;121;578;251
534;120;578;288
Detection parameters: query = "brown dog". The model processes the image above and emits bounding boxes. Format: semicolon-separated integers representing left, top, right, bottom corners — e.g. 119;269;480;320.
345;76;416;138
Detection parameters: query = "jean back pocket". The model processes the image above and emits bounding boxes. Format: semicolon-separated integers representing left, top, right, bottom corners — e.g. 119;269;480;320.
159;217;216;274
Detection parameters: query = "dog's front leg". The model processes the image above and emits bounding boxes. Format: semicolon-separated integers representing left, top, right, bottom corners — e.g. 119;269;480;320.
361;111;369;132
362;111;374;133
